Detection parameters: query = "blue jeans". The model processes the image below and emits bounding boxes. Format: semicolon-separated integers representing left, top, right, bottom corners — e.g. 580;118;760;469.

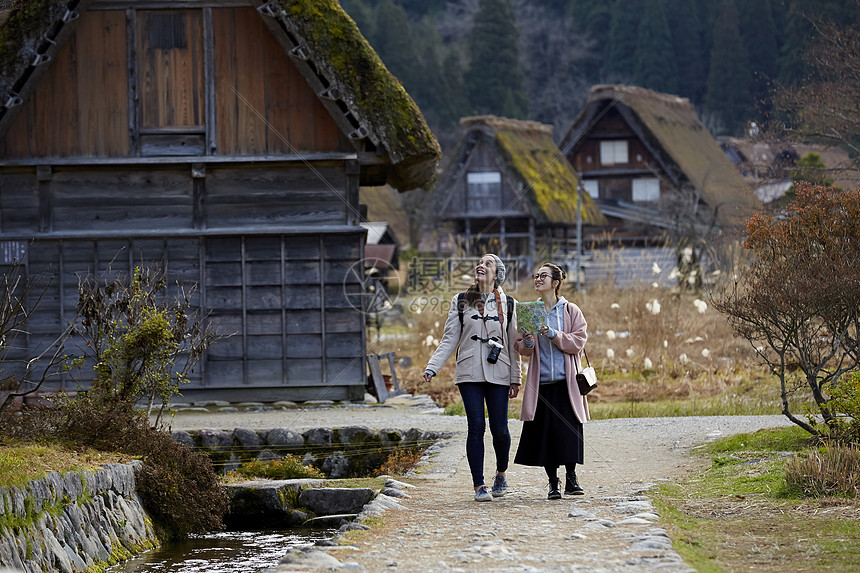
458;382;511;488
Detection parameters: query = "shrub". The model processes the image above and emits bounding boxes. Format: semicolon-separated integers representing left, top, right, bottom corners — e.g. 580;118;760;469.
784;445;860;498
819;372;860;444
230;456;325;480
373;446;427;476
1;396;229;541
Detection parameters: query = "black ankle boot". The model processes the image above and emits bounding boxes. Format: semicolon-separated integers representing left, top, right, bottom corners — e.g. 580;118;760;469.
564;472;584;495
547;477;561;500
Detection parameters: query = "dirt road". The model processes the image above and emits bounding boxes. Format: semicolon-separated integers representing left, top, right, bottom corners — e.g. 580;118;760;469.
166;396;794;572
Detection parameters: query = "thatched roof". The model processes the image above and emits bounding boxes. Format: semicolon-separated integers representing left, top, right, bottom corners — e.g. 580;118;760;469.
0;0;440;191
442;116;605;226
560;85;759;226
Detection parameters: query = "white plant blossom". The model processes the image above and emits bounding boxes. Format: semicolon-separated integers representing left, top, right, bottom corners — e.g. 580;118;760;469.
625;347;635;358
680;247;693;265
606;348;615;359
434;321;440;328
701;348;710;358
646;299;661;315
423;334;435;347
679;353;689;364
663;340;668;348
652;262;661;274
652;282;660;288
606;330;617;341
644;357;653;369
693;299;708;314
610;303;621;310
668;267;680;280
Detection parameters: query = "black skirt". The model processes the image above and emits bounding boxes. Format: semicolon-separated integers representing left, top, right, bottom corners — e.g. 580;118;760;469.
514;380;584;467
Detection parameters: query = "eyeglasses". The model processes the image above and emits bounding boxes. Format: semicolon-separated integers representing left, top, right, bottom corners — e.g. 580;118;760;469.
532;272;551;281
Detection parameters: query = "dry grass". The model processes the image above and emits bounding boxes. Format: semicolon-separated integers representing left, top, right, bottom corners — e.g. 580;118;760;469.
372;276;778;413
785;445;860;497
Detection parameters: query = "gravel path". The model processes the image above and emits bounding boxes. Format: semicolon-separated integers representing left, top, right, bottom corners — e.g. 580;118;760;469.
166;395;795;572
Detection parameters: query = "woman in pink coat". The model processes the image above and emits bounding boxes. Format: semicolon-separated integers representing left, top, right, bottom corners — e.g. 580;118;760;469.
514;262;589;499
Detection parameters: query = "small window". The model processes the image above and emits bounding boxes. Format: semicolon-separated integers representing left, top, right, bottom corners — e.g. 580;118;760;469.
600;141;628;165
632;178;660;202
582;180;599;199
147;14;187;50
467;172;501;213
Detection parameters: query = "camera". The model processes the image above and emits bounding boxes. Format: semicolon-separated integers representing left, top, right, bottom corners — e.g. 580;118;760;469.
486;339;503;364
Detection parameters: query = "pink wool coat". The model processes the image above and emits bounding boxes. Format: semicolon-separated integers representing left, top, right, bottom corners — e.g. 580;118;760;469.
514;301;590;423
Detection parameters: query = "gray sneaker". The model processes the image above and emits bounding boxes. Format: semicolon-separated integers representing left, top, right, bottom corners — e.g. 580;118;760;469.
491;474;508;497
474;485;493;502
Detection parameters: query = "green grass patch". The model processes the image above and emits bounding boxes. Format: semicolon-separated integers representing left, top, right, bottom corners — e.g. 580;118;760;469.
588;396;791;419
0;444;131;489
654;426;860;572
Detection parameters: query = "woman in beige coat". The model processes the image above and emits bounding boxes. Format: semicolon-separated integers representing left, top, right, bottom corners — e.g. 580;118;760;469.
424;254;521;502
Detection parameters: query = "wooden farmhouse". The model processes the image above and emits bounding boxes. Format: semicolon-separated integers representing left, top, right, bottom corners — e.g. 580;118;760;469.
431;116;605;272
0;0;440;402
559;85;759;241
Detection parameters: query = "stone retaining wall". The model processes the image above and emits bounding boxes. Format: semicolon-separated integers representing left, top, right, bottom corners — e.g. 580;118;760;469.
173;426;449;477
0;462;158;573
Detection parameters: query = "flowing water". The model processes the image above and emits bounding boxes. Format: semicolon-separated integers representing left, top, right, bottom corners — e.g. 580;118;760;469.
109;529;335;572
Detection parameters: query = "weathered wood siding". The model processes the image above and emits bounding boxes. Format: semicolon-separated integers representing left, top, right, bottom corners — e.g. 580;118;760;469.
0;160;367;401
0;10;129;158
213;7;344;156
0;6;349;160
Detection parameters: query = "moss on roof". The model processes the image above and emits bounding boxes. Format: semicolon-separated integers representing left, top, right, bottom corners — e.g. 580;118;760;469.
277;0;440;191
567;85;759;226
463;116;605;226
0;0;65;97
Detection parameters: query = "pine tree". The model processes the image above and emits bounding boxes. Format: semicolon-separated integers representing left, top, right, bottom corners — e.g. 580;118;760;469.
466;0;528;118
604;0;640;82
342;0;375;43
737;0;778;116
634;0;678;94
704;0;752;134
570;0;613;83
667;0;707;104
373;0;421;93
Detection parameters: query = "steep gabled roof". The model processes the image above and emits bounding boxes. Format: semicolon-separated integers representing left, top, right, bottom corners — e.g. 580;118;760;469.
0;0;440;191
560;85;759;226
439;116;605;226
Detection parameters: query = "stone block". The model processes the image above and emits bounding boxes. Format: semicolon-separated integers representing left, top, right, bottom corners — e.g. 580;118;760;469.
297;487;374;516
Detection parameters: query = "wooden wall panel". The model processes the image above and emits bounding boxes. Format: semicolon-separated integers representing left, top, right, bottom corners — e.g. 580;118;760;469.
213;7;344;156
205;165;348;228
0;11;128;158
50;168;193;232
0;171;39;232
138;10;204;129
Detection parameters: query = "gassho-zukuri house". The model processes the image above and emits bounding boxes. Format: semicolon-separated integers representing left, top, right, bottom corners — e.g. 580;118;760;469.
0;0;440;402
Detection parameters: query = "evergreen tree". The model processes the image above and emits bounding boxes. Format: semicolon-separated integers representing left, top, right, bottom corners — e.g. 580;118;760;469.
413;18;456;128
634;0;678;94
343;0;375;43
737;0;778;116
443;50;470;125
667;0;707;104
373;0;421;94
466;0;528;118
704;0;752;134
570;0;613;83
604;0;640;82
